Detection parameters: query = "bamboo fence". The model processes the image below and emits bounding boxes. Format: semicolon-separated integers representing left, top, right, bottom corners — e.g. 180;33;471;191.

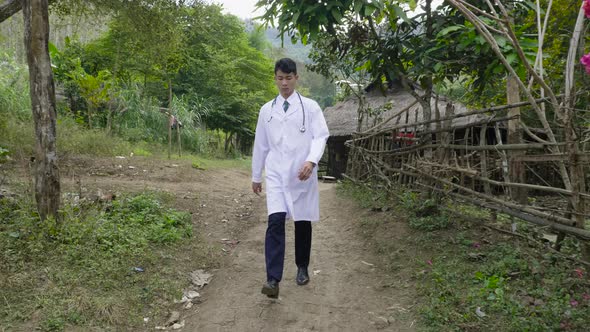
344;99;590;243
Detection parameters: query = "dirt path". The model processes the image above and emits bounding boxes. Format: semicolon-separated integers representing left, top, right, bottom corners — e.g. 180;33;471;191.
59;156;416;331
183;183;416;331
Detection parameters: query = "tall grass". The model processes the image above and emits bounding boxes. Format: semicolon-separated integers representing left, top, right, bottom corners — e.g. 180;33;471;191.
1;53;239;161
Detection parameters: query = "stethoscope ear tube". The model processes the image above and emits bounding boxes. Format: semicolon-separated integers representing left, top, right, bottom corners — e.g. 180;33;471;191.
271;92;306;133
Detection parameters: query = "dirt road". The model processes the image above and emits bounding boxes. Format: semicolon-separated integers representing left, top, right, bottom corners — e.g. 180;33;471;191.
65;156;416;331
182;172;416;331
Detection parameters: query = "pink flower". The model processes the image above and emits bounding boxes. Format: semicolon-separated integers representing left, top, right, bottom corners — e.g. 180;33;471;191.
472;242;481;249
574;268;585;278
580;53;590;74
426;260;433;266
583;293;590;301
570;299;579;307
585;0;590;19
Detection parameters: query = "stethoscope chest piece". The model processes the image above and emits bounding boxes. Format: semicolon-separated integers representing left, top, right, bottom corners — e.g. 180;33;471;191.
300;126;306;133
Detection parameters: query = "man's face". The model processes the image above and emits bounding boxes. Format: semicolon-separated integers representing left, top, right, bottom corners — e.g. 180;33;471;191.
275;70;298;98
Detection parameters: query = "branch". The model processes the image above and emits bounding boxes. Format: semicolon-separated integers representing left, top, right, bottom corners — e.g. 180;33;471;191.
495;1;560;116
0;0;21;23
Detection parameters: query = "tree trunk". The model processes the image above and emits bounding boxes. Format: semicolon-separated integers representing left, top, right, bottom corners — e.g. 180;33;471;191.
24;0;60;221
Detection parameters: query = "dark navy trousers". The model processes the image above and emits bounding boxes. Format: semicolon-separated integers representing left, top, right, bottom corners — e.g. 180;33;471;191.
265;212;312;282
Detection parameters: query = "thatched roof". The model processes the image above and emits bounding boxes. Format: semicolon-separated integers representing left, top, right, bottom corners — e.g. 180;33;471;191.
324;88;490;137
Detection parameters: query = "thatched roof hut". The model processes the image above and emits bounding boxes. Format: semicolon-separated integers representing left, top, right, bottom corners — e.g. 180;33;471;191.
324;87;490;137
322;87;493;178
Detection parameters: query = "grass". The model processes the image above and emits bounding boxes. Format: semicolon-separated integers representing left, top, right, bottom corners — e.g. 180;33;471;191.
0;189;218;331
337;180;590;331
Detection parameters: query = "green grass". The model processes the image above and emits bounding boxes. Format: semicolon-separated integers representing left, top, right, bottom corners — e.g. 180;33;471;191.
0;190;216;331
337;180;590;331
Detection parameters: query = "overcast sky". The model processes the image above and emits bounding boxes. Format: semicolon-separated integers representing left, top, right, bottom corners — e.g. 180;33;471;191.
209;0;444;20
211;0;264;19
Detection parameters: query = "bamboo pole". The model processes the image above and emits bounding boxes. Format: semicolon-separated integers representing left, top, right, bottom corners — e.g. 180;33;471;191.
507;71;527;204
406;165;575;226
421;160;588;197
351;114;520;143
415;181;590;241
347;142;563;157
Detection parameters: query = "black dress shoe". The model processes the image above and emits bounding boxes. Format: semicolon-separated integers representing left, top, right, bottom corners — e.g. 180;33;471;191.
261;279;279;298
296;266;310;285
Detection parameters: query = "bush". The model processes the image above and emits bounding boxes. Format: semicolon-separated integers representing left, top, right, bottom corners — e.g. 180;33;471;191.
399;190;451;231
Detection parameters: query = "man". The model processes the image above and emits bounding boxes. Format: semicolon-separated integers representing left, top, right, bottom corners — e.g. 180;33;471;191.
251;58;329;299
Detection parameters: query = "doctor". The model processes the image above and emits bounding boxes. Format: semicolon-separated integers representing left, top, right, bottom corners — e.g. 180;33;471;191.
252;58;329;298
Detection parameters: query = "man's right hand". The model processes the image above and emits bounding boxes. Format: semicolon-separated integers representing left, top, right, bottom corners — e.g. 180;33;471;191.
252;182;262;196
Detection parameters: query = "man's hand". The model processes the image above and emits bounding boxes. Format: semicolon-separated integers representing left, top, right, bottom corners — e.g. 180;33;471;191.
297;161;315;181
252;182;262;196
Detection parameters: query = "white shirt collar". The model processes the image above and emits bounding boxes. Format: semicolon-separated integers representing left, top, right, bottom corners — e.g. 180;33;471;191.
276;90;299;107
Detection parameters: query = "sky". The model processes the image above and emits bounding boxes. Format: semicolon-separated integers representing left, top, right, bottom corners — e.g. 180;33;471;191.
209;0;445;20
211;0;264;19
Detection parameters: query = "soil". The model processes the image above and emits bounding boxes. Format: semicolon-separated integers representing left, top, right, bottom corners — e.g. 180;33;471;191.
22;155;418;331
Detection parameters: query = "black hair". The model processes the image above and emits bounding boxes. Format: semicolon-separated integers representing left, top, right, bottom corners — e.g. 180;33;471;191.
274;58;297;75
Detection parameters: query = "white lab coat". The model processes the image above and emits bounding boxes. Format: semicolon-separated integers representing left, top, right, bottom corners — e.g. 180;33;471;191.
252;91;329;222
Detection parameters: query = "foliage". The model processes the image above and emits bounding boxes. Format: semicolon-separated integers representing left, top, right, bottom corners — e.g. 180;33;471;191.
0;191;207;330
418;239;590;331
43;2;278;156
337;180;590;331
0;53;31;121
399;190;451;231
177;4;276;146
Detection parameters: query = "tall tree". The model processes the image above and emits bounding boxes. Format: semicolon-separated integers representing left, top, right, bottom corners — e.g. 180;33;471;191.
23;0;60;221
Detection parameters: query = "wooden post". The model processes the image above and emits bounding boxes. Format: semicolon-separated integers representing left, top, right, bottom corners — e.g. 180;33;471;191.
168;115;172;159
177;124;181;157
168;79;173;159
480;124;491;194
507;74;527;204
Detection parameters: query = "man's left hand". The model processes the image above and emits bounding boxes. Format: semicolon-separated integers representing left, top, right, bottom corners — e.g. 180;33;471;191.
298;161;315;181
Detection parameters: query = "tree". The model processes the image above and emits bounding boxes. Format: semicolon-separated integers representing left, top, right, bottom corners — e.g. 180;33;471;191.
176;4;275;152
23;0;60;221
1;0;190;221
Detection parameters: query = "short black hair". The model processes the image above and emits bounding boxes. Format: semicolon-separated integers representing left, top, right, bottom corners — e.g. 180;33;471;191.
274;58;297;75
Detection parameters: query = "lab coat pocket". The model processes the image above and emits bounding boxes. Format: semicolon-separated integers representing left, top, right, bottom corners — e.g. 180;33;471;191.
289;176;310;193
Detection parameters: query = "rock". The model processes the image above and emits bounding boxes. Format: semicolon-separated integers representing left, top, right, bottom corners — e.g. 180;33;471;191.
165;311;180;326
186;290;200;299
172;321;185;330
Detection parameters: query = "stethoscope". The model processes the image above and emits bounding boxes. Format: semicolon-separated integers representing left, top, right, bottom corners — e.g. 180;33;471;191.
268;92;306;133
